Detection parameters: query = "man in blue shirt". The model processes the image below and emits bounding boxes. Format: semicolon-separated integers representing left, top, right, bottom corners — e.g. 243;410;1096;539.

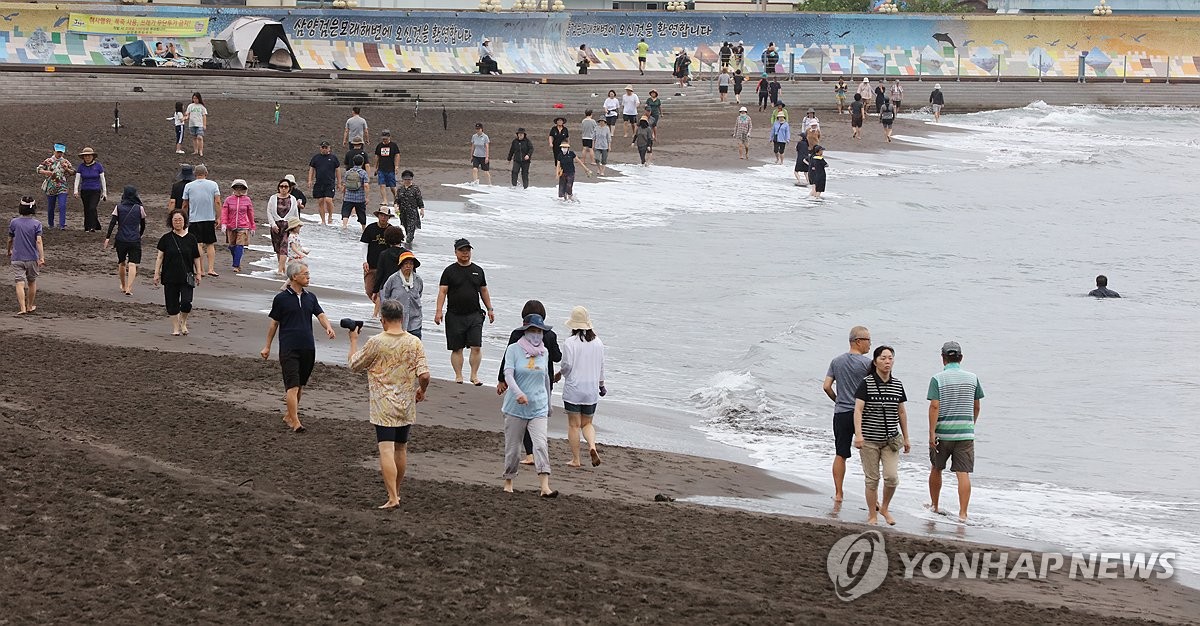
180;164;221;277
262;260;337;433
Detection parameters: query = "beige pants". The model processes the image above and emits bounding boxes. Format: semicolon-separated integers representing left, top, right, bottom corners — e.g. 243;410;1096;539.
860;439;900;491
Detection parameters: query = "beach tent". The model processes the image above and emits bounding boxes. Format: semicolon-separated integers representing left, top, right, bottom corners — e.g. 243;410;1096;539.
211;16;299;70
119;40;151;66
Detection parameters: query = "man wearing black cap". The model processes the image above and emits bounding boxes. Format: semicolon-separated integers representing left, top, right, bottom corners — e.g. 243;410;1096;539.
168;164;194;213
507;128;534;189
344;135;370;175
434;239;495;385
308;141;341;226
927;340;984;523
374;130;399;204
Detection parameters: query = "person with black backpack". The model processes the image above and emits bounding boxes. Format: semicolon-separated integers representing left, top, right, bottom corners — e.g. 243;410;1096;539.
339;154;371;231
879;97;897;143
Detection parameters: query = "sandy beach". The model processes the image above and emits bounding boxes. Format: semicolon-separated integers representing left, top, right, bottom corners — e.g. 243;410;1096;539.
2;98;1198;623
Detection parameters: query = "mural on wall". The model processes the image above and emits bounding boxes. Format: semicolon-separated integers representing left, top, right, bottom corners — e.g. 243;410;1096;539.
0;3;1196;79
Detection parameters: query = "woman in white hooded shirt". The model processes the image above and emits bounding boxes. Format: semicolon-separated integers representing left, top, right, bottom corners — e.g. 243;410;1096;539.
558;306;606;468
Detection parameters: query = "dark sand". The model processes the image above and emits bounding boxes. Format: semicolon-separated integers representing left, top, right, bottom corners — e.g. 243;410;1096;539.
1;99;1197;623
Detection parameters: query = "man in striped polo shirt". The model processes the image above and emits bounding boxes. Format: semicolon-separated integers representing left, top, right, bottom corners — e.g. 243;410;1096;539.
927;341;984;522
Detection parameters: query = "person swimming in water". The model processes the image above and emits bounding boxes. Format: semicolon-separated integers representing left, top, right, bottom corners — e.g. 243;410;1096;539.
1088;274;1121;298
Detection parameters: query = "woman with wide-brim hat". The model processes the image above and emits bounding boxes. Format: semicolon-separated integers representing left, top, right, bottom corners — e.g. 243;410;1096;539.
73;147;107;232
379;249;424;338
219;179;255;273
559;306;606;468
501;313;558;497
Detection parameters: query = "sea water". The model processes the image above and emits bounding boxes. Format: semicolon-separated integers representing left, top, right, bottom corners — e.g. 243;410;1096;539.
237;103;1200;583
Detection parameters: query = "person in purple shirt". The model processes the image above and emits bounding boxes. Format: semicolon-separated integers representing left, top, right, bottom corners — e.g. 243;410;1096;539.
73;147;108;232
7;197;46;315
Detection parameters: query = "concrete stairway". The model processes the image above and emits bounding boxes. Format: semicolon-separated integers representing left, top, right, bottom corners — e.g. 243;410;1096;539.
2;69;1196;111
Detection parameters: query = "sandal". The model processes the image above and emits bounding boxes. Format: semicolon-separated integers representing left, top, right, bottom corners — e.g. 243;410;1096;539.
539;490;559;499
207;272;220;277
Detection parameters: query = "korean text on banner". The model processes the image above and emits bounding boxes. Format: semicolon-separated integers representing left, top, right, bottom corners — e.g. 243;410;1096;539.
67;13;211;38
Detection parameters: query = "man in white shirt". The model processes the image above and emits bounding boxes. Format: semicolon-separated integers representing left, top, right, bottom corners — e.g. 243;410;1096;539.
620;85;640;138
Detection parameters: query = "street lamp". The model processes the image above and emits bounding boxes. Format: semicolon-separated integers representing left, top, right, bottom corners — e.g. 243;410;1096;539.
1093;0;1113;15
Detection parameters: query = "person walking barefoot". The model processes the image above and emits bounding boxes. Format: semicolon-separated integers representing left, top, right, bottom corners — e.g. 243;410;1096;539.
347;299;431;509
853;345;910;526
559;306;606;468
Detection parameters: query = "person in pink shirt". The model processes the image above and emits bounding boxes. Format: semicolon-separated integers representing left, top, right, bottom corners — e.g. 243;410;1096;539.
219;179;255;273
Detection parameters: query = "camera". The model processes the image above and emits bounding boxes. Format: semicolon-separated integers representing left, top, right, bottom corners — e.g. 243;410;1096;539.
340;318;364;332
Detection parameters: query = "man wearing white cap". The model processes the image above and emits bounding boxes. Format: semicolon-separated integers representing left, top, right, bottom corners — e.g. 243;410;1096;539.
620;85;640;138
929;83;945;122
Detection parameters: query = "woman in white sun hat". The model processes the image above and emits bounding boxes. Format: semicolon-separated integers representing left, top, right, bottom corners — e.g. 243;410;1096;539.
559;306;607;468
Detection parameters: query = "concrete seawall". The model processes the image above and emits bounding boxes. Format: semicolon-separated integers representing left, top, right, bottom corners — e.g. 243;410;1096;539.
1;3;1198;78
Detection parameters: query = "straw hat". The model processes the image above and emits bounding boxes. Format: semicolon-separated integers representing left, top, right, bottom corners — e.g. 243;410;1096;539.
624;84;634;91
564;306;593;330
78;146;97;157
374;205;396;218
286;217;304;231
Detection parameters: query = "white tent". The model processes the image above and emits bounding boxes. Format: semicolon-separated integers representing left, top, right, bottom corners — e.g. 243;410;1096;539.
212;16;299;70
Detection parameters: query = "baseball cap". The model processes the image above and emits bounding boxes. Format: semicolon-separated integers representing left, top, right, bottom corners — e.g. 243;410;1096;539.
381;129;391;136
454;238;472;250
941;341;962;356
516;127;526;133
475;122;484;128
320;140;330;147
738;106;747;112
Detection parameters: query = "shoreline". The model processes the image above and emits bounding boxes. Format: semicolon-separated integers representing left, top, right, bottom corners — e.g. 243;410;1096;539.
3;97;1198;621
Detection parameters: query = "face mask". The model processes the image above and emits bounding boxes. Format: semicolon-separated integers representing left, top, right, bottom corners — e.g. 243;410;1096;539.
525;331;543;346
561;147;569;154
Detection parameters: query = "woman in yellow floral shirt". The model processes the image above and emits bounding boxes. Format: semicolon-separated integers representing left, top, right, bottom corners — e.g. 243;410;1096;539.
347;299;431;509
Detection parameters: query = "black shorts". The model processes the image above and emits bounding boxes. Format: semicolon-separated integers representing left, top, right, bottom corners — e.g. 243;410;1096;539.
773;141;787;154
851;115;864;128
471;155;490;171
794;161;809;173
564;401;597;416
638;56;646;63
623;114;637;124
833;411;855;459
734;86;743;95
582;138;594;148
192;220;217;245
341;201;367;224
115;241;142;264
444;310;484;351
280;349;316;389
719;86;729;94
375;424;412;443
312;183;336;199
881;120;894;128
